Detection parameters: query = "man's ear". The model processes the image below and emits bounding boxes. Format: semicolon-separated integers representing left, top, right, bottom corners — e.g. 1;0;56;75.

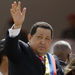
28;33;31;41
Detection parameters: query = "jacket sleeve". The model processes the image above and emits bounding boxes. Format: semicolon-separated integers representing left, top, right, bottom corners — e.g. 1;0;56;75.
4;31;22;63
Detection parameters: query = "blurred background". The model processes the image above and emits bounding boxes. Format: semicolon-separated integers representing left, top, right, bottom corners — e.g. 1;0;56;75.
0;0;75;75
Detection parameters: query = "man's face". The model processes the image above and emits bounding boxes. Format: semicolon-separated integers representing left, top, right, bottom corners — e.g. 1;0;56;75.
29;27;52;56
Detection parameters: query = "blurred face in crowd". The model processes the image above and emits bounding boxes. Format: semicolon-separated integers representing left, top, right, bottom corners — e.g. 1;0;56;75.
29;27;52;56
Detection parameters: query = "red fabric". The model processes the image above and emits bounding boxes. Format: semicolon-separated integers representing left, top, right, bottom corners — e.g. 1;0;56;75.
39;56;43;62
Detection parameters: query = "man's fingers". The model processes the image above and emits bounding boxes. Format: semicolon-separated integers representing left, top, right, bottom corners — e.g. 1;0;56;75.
10;9;14;16
13;1;17;10
17;1;21;11
14;1;17;6
11;1;17;14
10;1;26;27
12;1;16;9
18;1;21;8
11;1;26;16
12;4;14;9
22;8;26;17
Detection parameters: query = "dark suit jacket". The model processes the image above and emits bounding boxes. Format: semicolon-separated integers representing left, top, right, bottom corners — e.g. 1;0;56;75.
4;32;45;75
53;55;65;75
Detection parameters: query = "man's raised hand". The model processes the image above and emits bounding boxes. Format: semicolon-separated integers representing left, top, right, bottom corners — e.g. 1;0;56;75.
10;1;26;29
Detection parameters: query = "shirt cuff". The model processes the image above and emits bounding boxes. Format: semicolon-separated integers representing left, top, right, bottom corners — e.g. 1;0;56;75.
8;24;21;38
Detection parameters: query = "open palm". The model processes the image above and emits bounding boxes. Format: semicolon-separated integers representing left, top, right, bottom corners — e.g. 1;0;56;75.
10;1;26;28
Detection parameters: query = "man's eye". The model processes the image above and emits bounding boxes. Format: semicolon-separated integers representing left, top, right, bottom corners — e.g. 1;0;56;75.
46;38;50;40
37;36;42;39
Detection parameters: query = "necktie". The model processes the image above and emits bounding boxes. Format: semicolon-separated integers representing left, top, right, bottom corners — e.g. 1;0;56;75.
44;55;50;75
39;56;43;62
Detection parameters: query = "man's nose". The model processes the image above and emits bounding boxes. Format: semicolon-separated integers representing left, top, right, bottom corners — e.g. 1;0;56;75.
40;39;45;44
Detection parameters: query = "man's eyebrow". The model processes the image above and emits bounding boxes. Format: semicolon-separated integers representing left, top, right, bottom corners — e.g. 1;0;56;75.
36;34;43;35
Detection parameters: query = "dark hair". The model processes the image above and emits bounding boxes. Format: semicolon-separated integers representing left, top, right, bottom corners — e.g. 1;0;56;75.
30;22;53;39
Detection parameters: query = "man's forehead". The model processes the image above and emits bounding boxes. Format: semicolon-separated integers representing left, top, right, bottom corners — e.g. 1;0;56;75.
35;27;51;35
36;27;51;32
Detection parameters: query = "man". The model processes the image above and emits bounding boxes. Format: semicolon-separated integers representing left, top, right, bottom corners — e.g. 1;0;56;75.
52;40;72;75
4;1;57;75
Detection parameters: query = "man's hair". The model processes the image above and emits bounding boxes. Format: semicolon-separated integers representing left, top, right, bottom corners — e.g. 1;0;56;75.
52;40;72;57
30;22;53;39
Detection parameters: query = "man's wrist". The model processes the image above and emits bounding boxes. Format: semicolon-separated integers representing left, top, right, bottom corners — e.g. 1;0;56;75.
13;24;21;29
9;25;21;38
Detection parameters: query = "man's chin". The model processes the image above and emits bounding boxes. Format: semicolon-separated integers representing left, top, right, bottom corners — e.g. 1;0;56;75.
38;51;46;56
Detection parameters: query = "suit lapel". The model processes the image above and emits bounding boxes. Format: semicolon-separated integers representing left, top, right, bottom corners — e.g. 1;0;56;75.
27;46;45;74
